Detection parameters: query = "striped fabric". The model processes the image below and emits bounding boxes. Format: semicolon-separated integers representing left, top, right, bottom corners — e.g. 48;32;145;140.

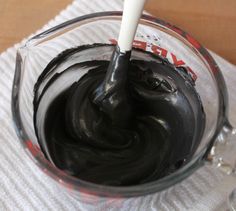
0;0;236;210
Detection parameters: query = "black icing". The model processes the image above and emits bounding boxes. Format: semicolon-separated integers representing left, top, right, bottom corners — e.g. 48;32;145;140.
34;44;205;186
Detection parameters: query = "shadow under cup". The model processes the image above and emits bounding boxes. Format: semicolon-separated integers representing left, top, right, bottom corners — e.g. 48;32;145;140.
12;12;229;198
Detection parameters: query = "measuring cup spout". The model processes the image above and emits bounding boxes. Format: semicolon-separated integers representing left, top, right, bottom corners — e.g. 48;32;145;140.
207;121;236;175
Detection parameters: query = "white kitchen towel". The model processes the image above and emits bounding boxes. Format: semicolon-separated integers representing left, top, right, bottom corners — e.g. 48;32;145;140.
0;0;236;210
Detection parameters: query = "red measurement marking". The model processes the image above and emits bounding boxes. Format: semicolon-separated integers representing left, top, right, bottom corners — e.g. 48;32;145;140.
171;53;185;66
109;38;198;81
186;34;201;49
133;40;147;49
25;140;38;156
151;45;168;57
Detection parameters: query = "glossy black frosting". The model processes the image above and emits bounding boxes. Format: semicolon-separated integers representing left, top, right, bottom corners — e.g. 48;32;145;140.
34;45;205;186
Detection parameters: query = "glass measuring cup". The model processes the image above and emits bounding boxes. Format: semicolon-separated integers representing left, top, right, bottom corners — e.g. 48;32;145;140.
12;12;236;199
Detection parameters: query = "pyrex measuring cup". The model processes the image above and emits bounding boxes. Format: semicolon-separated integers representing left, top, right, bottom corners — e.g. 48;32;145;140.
12;12;236;198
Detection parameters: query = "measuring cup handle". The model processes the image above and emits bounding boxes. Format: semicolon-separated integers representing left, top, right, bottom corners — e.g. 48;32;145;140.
206;121;236;175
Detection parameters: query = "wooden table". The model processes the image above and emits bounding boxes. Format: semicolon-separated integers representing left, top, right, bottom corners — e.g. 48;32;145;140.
0;0;72;51
0;0;236;64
